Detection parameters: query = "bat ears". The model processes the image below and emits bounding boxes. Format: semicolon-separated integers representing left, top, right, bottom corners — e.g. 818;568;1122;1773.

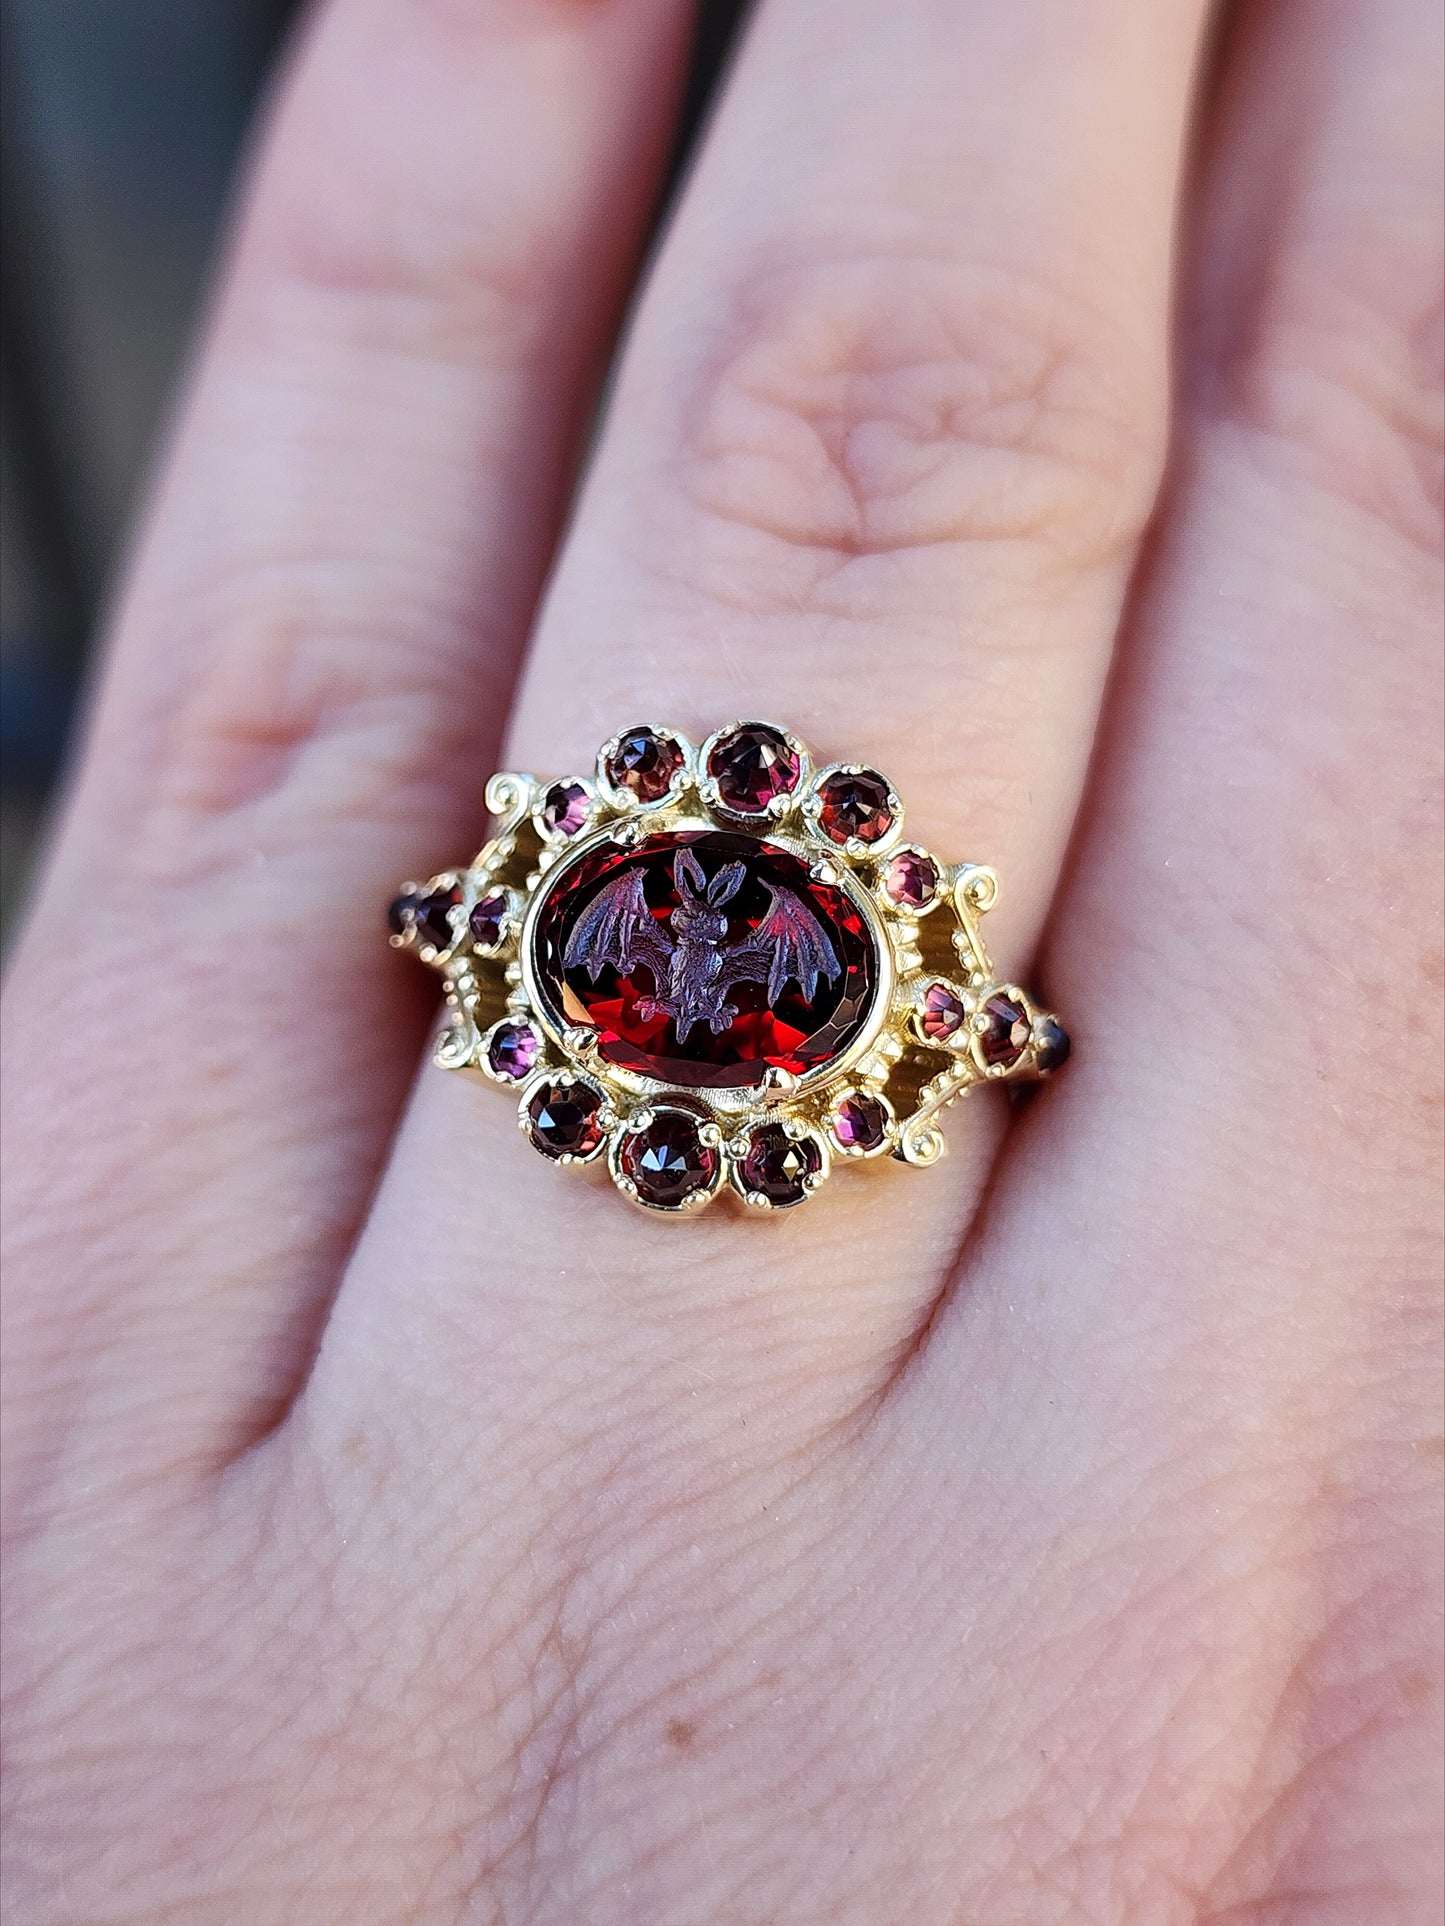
673;849;707;898
707;861;747;906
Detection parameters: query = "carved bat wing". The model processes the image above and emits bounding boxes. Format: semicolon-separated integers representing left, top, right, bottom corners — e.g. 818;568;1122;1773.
720;885;841;1006
564;870;673;983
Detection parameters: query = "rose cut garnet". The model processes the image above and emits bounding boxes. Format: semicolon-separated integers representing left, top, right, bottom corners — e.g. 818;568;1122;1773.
526;1079;605;1160
706;724;801;814
833;1092;889;1153
540;781;591;837
739;1124;822;1206
920;981;967;1043
530;829;879;1090
620;1111;719;1209
468;891;509;948
1033;1016;1071;1073
487;1020;539;1081
883;848;939;910
408;885;462;951
605;727;685;804
815;768;894;846
978;993;1031;1068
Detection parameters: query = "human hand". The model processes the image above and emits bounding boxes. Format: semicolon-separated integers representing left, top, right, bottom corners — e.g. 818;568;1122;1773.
4;0;1441;1919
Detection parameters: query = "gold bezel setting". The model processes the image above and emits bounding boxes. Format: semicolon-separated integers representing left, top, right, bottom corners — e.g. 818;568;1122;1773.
389;722;1069;1214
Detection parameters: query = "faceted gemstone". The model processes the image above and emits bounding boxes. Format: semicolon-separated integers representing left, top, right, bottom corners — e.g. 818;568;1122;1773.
387;891;418;936
605;727;685;804
920;980;967;1043
525;1078;605;1160
815;768;894;846
1033;1015;1071;1073
468;891;509;948
530;829;879;1090
706;723;801;814
486;1020;539;1081
738;1123;822;1206
411;885;462;951
833;1092;889;1153
978;993;1031;1068
619;1111;719;1209
540;781;591;837
883;848;939;910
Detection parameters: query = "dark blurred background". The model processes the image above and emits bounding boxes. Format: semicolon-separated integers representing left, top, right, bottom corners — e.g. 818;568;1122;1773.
0;0;748;940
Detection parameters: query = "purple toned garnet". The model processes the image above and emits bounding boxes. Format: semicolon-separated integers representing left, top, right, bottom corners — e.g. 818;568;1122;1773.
978;993;1031;1068
541;781;591;837
468;892;509;948
883;849;939;910
605;727;685;804
526;1079;605;1160
1033;1016;1071;1073
529;830;878;1090
834;1092;889;1153
620;1111;718;1209
920;981;966;1043
411;885;462;951
706;724;801;814
739;1124;822;1206
815;769;894;846
486;1020;539;1081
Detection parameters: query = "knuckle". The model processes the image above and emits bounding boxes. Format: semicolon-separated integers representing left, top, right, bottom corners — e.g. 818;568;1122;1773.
663;244;1164;612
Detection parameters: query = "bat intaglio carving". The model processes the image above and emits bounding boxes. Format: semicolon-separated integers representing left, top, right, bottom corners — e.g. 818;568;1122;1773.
390;721;1070;1213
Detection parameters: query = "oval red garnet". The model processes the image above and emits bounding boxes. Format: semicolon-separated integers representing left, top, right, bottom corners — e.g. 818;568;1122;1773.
605;727;685;803
739;1123;822;1206
530;830;879;1090
706;724;800;814
978;993;1031;1068
620;1111;718;1208
815;768;894;846
526;1079;605;1159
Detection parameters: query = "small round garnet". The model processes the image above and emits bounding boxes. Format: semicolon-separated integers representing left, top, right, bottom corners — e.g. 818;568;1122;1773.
525;1078;605;1160
815;768;894;846
487;1020;539;1082
977;993;1031;1068
706;724;801;814
387;891;418;937
620;1111;719;1209
920;981;967;1043
410;885;462;951
738;1123;823;1207
833;1092;890;1154
605;727;685;804
883;848;938;910
540;781;591;838
1033;1016;1071;1073
469;891;509;948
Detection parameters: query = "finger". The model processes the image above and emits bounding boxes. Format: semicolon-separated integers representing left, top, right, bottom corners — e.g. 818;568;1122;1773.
322;0;1213;1458
0;0;695;1488
907;0;1441;1902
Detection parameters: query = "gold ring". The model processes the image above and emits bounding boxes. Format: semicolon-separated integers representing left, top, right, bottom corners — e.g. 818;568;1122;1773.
389;722;1069;1213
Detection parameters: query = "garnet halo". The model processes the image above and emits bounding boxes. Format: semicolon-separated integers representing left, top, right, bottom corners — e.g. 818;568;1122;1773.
390;721;1070;1213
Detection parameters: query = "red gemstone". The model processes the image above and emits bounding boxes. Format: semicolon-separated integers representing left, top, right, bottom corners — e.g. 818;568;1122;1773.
920;981;966;1043
469;891;509;948
487;1020;539;1081
411;885;462;950
1034;1016;1071;1073
978;993;1031;1067
620;1111;719;1209
541;781;591;837
706;724;800;813
605;727;685;803
530;830;878;1090
816;768;894;846
833;1092;889;1153
883;849;938;909
739;1124;822;1206
526;1079;605;1159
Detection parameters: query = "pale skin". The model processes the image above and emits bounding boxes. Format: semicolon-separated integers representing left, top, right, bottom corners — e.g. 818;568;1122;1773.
2;0;1441;1917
